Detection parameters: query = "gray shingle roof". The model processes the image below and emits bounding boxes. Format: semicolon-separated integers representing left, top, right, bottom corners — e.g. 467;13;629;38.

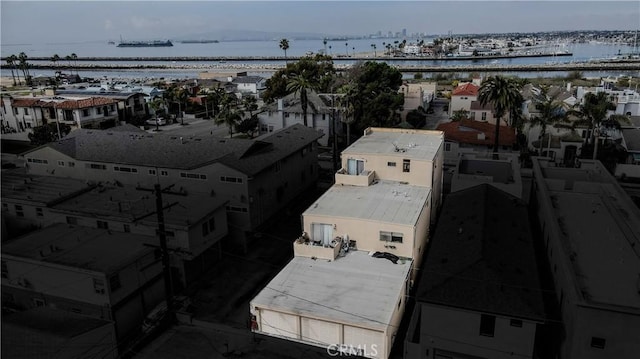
232;76;265;84
416;184;546;321
263;91;331;114
35;124;322;175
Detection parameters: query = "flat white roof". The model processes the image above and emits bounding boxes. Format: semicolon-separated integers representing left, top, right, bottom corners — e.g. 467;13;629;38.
303;180;430;226
251;250;411;330
342;128;443;161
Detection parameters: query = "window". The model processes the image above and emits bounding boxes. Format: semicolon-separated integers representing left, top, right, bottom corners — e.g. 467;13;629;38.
109;274;121;291
226;205;248;213
591;337;606;349
26;158;48;164
96;107;102;114
387;162;396;167
14;108;19;115
380;231;403;243
347;159;365;175
403;159;411;173
36;208;43;217
149;169;157;175
97;220;109;229
23;108;29;115
57;160;65;167
510;319;523;328
202;222;209;236
1;261;8;279
88;163;107;170
268;125;274;133
160;170;169;176
114;166;138;173
180;172;207;180
82;109;89;117
14;205;24;217
208;218;215;231
480;314;496;337
66;216;78;225
33;298;45;307
68;161;75;168
110;105;115;111
123;224;130;233
445;143;451;152
93;278;105;294
481;112;487;121
220;176;243;184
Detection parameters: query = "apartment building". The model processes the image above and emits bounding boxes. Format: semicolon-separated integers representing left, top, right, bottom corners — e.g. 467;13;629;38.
1;224;165;345
437;119;517;166
251;128;444;359
404;184;545;359
19;124;323;248
449;83;478;116
530;157;640;358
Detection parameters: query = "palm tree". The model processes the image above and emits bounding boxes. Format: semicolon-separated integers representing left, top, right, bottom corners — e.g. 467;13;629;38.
478;75;523;157
204;87;226;118
328;45;332;55
279;38;290;63
323;38;328;54
345;42;348;56
175;87;190;125
215;92;243;138
6;55;17;86
71;53;78;75
149;98;165;131
529;89;568;154
287;69;318;127
18;52;31;86
51;54;60;69
569;92;615;159
371;44;377;57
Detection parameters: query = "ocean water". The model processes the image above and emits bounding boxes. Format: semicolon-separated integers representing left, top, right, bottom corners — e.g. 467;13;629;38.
2;39;637;81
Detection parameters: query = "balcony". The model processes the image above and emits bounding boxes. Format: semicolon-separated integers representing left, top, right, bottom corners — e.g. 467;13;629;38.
335;169;375;186
293;235;344;260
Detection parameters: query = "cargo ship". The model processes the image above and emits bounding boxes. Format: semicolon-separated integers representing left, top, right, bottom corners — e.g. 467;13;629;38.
117;39;173;47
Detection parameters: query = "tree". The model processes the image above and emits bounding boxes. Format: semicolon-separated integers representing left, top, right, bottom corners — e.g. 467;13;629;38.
149;97;165;131
204;87;226;118
174;87;190;125
530;88;568;141
51;54;60;70
28;122;71;145
70;53;78;75
345;42;348;56
339;61;404;135
569;92;615;159
236;115;259;138
18;52;31;86
371;44;377;57
215;93;243;138
262;54;335;103
6;55;17;86
478;75;523;157
406;108;427;129
451;109;470;121
323;38;328;54
279;38;290;62
287;69;318;127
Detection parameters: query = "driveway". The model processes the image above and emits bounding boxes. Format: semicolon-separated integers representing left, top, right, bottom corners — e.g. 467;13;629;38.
424;97;450;130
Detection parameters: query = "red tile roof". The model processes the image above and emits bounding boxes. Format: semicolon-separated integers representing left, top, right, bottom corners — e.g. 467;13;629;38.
436;119;516;146
452;83;479;97
11;97;119;109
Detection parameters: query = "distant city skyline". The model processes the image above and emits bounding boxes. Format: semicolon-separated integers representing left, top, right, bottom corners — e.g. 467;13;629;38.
1;1;639;45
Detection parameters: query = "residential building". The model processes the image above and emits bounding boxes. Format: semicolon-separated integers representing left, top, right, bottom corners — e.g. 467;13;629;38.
615;127;640;179
469;100;499;124
19;124;323;249
1;224;165;345
257;91;334;146
437;119;517;166
451;152;523;199
530;132;584;166
231;76;266;98
530;157;640;359
55;89;149;122
405;184;545;359
399;81;436;122
1;307;118;359
251;128;444;359
449;83;478;116
8;95;121;131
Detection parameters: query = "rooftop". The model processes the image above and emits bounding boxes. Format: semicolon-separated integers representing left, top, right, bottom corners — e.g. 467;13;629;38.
417;184;546;320
341;127;443;162
1;171;93;206
452;83;479;97
437;119;516;147
24;124;322;174
11;96;120;109
51;183;227;228
303;180;430;226
2;223;155;274
251;250;411;330
534;158;640;310
2;307;113;358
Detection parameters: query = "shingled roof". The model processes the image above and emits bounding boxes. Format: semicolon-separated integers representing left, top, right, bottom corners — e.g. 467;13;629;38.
11;96;119;109
27;124;322;175
416;184;546;321
437;119;516;147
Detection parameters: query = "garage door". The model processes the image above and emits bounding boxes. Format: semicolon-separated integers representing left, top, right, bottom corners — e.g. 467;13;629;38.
260;310;298;340
301;317;340;347
343;325;384;358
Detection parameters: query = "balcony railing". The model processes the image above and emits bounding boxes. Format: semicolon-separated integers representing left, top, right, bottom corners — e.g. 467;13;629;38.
335;169;375;186
293;235;344;260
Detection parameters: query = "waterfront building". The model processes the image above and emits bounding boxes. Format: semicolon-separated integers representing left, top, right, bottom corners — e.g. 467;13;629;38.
251;128;444;359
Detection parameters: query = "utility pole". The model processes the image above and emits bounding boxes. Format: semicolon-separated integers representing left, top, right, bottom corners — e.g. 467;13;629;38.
154;183;175;321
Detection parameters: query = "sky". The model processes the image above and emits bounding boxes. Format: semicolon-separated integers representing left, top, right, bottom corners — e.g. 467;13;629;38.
1;1;639;44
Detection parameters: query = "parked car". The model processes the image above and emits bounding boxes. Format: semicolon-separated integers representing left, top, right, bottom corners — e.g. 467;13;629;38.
146;117;166;126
